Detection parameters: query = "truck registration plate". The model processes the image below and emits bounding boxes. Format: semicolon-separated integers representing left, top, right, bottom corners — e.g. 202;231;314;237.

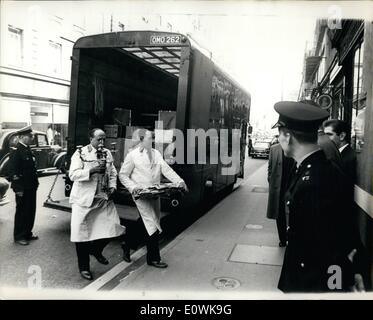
150;35;181;45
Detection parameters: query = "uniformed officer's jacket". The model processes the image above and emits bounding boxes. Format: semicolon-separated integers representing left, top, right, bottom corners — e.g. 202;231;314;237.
8;143;39;192
278;150;355;292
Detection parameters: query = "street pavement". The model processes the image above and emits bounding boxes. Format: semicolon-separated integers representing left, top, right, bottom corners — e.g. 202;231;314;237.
108;158;281;298
0;173;125;291
0;156;266;295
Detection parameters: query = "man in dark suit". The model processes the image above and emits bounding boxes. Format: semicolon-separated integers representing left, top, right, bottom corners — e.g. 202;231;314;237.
272;101;356;293
8;126;39;245
248;136;253;156
267;143;294;247
323;119;368;289
323;119;356;183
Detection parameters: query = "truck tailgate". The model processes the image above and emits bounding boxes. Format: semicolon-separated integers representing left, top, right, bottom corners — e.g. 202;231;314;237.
43;199;170;221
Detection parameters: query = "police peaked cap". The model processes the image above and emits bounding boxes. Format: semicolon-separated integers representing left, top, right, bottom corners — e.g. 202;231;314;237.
272;101;329;132
16;125;33;135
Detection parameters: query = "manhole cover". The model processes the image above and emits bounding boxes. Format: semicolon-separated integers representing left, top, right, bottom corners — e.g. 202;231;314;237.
212;277;241;289
251;186;269;193
245;224;263;230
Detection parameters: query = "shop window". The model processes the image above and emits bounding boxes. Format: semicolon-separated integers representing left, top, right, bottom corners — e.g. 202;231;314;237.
333;80;345;120
7;25;23;66
29;102;68;148
351;41;365;152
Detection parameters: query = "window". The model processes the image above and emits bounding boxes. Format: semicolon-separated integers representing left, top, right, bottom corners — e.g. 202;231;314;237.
31;29;39;68
36;134;48;147
317;47;326;83
351;41;365;152
254;142;270;149
7;25;23;66
48;40;62;74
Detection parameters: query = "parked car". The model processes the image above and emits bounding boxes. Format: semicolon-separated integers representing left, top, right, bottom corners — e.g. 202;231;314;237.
251;141;271;159
0;177;10;206
270;135;279;146
0;129;67;178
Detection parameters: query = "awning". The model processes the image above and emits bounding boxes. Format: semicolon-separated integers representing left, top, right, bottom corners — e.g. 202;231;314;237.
305;56;322;83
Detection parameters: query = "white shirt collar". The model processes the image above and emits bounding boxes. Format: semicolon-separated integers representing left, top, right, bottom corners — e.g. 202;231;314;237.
296;148;321;168
139;146;153;154
339;143;349;153
89;144;97;152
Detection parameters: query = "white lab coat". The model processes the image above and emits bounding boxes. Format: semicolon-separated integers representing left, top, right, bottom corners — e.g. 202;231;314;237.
119;146;184;236
69;144;125;242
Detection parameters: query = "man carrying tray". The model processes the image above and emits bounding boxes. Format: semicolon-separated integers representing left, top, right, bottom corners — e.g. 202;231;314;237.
119;129;188;268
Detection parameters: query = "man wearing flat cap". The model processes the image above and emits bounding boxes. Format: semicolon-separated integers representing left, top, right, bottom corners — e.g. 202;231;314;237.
273;101;355;293
8;125;39;245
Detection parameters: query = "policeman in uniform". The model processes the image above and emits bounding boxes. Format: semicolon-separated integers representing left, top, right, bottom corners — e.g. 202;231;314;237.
272;101;355;293
8;126;39;245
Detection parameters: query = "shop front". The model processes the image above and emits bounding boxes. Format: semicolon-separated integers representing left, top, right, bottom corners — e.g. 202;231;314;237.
0;69;69;148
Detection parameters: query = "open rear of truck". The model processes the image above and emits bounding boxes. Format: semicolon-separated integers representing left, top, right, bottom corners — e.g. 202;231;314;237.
44;31;251;225
44;32;192;219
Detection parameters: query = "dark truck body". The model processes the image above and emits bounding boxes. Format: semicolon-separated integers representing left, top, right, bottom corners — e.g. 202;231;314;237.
44;31;251;219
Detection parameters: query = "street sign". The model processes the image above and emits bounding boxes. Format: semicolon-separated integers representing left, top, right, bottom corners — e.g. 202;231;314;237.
317;94;333;110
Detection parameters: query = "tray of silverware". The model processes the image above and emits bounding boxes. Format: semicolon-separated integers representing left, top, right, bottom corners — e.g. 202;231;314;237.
133;183;184;200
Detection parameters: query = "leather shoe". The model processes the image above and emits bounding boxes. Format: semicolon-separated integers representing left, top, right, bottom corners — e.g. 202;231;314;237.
15;239;29;246
147;261;168;268
80;270;93;280
28;235;39;241
94;254;109;265
122;245;131;263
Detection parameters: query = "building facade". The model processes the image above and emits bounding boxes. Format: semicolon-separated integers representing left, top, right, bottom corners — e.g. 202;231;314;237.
0;2;199;147
299;19;373;288
0;3;87;147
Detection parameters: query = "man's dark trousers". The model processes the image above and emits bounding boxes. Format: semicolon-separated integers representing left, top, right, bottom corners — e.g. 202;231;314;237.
14;188;37;241
75;238;111;271
124;217;161;263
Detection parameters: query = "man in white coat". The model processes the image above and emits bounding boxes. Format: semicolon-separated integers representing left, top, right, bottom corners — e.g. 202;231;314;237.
119;129;187;268
69;128;125;280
